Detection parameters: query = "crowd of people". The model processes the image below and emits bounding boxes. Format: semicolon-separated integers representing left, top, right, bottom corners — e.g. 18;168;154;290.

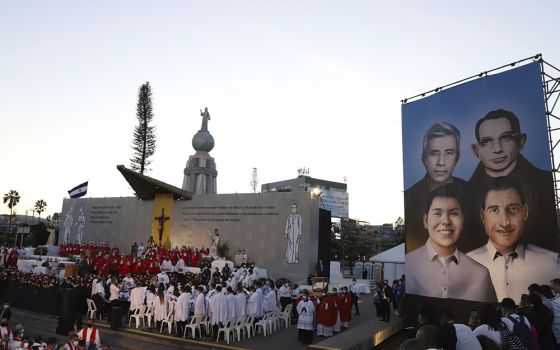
0;239;364;349
401;279;560;350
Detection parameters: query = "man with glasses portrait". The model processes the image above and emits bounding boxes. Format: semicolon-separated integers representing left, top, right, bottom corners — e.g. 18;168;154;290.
466;109;558;251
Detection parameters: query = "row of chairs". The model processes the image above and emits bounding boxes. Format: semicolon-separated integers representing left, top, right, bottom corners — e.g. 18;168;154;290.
86;298;294;344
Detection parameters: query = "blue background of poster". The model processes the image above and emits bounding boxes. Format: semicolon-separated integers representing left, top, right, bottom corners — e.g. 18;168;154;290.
402;62;549;190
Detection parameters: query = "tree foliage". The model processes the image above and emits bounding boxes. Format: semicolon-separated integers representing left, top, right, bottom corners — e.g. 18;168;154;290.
3;190;20;216
130;82;156;174
34;199;47;220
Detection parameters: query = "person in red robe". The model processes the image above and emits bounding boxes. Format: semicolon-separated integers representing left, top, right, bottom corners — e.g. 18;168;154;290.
98;257;109;277
132;258;146;274
118;257;130;276
339;287;352;329
191;249;200;267
6;249;18;268
170;250;179;265
146;259;160;274
316;295;335;337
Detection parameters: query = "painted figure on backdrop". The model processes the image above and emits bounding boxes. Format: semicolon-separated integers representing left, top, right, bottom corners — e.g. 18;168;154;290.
467;176;560;304
404;122;466;253
63;207;74;243
465;109;558;252
76;207;86;244
406;183;496;302
285;203;303;264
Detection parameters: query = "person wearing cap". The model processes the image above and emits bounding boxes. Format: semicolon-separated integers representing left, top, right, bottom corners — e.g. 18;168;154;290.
467;177;560;304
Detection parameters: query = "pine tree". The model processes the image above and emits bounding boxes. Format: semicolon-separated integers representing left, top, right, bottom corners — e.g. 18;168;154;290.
130;82;156;174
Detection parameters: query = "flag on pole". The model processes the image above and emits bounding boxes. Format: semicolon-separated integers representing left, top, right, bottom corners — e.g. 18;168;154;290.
68;181;88;198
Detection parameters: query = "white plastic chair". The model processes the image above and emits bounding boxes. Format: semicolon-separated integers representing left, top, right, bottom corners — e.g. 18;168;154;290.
268;310;279;333
233;315;248;341
128;304;146;328
216;318;235;344
86;298;99;320
160;308;175;334
243;315;255;339
184;315;202;339
143;304;155;328
200;315;211;335
278;304;292;329
254;313;270;336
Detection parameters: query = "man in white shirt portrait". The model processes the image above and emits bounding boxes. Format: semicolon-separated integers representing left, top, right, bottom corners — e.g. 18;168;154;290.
467;176;560;304
406;183;496;302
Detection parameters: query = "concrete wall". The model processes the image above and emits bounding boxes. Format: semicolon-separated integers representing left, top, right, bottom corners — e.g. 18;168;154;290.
170;192;319;283
59;197;153;251
59;192;319;283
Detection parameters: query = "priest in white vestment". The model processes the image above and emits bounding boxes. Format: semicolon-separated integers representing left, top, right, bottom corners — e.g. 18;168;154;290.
263;284;277;312
175;286;191;335
235;287;247;318
247;287;259;317
128;286;145;312
175;258;186;274
226;287;236;320
194;286;206;318
209;286;228;326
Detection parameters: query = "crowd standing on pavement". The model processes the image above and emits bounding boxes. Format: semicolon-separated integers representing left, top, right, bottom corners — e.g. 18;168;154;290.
1;239;366;349
401;279;560;350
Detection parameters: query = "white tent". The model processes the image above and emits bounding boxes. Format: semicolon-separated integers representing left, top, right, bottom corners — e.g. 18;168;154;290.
369;243;404;263
368;243;405;282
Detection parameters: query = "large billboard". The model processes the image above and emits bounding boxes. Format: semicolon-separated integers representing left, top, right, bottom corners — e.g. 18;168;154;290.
402;62;559;309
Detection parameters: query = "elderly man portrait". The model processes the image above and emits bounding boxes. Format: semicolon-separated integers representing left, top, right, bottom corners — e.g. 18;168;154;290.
405;122;466;252
466;109;558;251
406;183;496;302
467;176;560;304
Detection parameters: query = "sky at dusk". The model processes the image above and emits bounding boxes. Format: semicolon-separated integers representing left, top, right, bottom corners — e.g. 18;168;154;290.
1;1;560;224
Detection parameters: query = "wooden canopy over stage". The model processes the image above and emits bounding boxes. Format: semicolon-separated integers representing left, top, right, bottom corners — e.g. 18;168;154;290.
116;165;192;200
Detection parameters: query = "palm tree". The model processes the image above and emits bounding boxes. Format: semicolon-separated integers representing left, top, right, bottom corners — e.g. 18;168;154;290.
3;190;20;216
34;199;47;221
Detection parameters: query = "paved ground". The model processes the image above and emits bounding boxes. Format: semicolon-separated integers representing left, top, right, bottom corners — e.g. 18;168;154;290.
9;292;404;350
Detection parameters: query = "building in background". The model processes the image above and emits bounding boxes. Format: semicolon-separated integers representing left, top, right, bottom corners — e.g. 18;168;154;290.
261;174;349;219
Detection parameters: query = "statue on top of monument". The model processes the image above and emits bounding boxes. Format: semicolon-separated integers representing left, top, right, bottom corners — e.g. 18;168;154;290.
200;107;211;131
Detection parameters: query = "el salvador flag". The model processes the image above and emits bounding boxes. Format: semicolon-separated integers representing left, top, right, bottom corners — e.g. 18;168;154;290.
68;181;88;198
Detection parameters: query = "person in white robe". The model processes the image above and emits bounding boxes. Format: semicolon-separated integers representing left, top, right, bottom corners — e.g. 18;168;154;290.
255;285;264;318
122;274;135;291
153;290;168;327
297;293;315;345
175;258;186;275
209;286;228;327
226;287;237;320
235;287;247;318
247;287;259;317
156;271;170;287
263;283;277;313
175;286;191;336
194;286;206;318
160;257;173;273
146;287;156;309
128;285;145;312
